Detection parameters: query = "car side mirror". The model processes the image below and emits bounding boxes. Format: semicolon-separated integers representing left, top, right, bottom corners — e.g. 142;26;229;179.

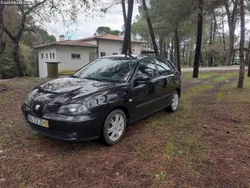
134;75;150;86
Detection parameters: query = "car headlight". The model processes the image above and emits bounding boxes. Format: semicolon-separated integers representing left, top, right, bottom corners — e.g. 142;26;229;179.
58;104;89;116
25;89;38;106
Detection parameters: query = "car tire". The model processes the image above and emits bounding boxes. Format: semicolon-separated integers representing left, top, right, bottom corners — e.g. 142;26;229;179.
102;109;127;146
166;91;180;112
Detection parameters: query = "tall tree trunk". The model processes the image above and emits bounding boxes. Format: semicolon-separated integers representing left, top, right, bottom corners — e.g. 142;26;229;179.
159;37;163;56
174;27;181;74
122;0;132;54
0;3;5;57
209;19;213;67
13;43;24;77
121;0;126;27
189;38;193;67
193;0;203;78
142;0;159;56
164;41;168;58
2;0;47;77
122;0;134;54
0;3;3;25
212;15;216;42
0;4;3;29
170;38;174;62
189;51;192;67
237;0;245;88
224;0;238;65
221;8;227;66
121;0;132;54
3;10;26;77
247;37;250;77
228;26;236;65
182;41;186;59
0;29;6;56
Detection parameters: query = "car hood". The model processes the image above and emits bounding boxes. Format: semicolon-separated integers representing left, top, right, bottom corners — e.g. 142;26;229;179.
38;77;114;94
29;77;124;106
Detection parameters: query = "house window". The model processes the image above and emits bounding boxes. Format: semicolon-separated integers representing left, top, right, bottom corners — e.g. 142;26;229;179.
100;52;106;57
53;53;55;59
41;53;44;59
50;53;52;59
113;53;118;55
46;53;48;59
71;53;81;60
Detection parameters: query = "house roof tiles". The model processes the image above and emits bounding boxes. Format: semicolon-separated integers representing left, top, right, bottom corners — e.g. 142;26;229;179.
34;40;97;49
79;34;144;43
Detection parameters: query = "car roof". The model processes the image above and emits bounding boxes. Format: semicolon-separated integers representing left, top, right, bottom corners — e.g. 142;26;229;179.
99;54;148;61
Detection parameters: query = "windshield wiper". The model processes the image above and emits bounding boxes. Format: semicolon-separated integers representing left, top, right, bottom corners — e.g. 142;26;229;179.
84;77;122;83
84;77;104;81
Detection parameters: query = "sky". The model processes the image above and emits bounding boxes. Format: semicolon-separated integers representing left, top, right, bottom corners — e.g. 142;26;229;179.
46;3;140;41
44;2;250;43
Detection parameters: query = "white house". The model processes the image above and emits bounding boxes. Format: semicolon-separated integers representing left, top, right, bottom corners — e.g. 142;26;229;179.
35;34;144;78
79;34;144;57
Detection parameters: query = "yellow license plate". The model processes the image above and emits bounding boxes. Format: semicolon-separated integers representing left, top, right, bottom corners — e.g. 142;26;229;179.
27;114;49;128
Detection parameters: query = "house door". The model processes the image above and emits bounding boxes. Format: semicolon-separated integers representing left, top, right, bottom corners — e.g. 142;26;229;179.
89;52;97;62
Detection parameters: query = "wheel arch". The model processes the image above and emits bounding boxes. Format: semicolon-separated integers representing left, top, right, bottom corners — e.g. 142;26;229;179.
176;88;181;97
109;106;130;122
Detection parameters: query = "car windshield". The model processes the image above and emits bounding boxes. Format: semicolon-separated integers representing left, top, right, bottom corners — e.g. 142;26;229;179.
73;58;137;82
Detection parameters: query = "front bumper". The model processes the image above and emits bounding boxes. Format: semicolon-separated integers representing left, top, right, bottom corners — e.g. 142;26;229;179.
22;104;105;141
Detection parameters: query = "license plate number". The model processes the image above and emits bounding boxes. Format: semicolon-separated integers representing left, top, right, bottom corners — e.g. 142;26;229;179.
27;114;49;128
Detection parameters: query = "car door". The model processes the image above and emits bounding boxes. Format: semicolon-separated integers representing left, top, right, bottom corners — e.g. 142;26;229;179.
129;58;159;120
152;58;176;110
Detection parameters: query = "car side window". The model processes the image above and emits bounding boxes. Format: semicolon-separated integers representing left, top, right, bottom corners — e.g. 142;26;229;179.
167;60;177;71
155;59;173;75
136;58;157;79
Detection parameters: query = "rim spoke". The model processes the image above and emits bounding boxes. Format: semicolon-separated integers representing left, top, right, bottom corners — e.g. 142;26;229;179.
118;125;123;132
110;131;116;140
108;127;114;134
118;119;124;125
110;119;116;126
115;114;120;122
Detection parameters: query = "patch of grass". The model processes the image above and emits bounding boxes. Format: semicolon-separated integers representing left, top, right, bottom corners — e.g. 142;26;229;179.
199;73;216;79
184;134;197;143
182;83;214;111
59;71;76;75
182;72;216;80
186;83;214;95
217;74;250;102
181;72;192;80
164;143;176;157
154;171;166;182
213;72;238;82
217;91;223;101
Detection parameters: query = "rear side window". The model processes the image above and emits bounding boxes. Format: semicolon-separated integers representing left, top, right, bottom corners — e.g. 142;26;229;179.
155;59;173;75
167;60;177;72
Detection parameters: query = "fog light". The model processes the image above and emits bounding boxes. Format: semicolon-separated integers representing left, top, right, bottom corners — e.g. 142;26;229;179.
68;132;77;138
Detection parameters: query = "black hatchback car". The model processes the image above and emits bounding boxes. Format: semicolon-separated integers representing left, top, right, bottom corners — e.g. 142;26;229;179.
22;55;181;145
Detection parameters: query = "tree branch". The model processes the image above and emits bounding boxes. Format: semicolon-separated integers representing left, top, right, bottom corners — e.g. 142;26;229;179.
24;0;48;16
2;25;16;42
0;40;6;56
16;8;26;41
